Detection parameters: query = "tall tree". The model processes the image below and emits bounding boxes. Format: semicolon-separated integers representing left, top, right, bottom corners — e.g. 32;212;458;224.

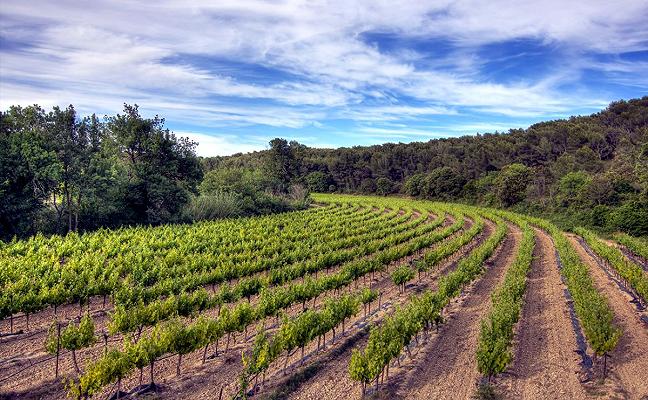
107;104;202;225
0;106;58;239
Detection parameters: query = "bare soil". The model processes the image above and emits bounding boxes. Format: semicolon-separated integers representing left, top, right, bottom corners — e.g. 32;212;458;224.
383;223;520;400
496;228;588;399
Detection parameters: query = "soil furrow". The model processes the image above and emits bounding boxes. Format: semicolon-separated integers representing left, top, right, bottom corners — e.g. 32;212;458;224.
385;222;520;400
497;228;588;399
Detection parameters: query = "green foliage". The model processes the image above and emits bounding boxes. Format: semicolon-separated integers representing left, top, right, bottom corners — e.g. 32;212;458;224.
349;211;508;389
186;192;242;221
576;228;648;304
422;167;466;200
391;265;414;291
477;214;535;378
401;167;465;200
241;292;365;391
556;172;591;208
359;178;377;193
305;171;332;192
264;138;303;192
609;198;648;236
1;103;202;239
199;165;307;216
70;199;462;395
402;173;425;197
0;105;59;238
614;232;648;260
494;163;531;207
206;97;648;235
375;177;394;195
530;218;621;357
58;314;97;352
68;349;133;399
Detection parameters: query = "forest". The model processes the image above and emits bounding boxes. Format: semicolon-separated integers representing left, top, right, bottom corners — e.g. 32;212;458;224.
208;97;648;235
0;105;308;240
2;97;647;241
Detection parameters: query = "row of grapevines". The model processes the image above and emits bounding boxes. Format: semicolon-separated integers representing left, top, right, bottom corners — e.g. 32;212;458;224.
71;205;462;397
111;206;419;307
117;205;385;288
476;212;535;380
575;228;647;305
390;211;483;291
348;211;506;394
239;288;379;396
613;232;648;263
0;203;387;320
107;209;437;335
2;204;353;318
529;218;621;371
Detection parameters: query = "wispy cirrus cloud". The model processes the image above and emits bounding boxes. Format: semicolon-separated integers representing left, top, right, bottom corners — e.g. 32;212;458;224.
1;0;647;155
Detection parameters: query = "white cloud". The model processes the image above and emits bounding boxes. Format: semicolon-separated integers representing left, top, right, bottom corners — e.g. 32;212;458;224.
174;131;267;156
0;0;646;154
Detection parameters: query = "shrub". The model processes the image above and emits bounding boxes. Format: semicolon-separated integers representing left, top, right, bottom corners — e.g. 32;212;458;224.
186;192;242;221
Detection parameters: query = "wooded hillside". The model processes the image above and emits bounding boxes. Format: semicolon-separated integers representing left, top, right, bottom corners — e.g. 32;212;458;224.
207;97;648;235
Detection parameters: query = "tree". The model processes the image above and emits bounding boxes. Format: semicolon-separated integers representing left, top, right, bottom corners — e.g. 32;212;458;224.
359;178;376;193
556;171;591;209
107;104;202;225
375;177;393;195
421;167;465;200
494;163;531;207
265;138;300;192
0;106;58;239
305;171;332;192
402;173;424;197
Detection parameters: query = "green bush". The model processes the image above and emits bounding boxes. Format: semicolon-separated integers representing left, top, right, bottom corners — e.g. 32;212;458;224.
186;193;242;221
610;198;648;236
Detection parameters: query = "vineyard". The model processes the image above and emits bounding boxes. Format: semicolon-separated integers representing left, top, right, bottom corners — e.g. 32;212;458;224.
1;194;647;400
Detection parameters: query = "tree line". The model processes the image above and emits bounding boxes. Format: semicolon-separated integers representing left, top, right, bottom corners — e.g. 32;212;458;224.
0;106;309;240
4;97;646;239
0;104;202;239
208;97;648;235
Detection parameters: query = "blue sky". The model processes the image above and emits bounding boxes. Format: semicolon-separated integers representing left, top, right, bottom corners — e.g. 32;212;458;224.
1;1;648;156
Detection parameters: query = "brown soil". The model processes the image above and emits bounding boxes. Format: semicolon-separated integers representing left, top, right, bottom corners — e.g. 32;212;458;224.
569;235;648;399
155;217;483;400
497;228;588;399
384;223;520;400
250;219;491;400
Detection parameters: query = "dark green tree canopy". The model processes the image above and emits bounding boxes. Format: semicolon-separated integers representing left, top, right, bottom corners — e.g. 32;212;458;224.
0;104;202;239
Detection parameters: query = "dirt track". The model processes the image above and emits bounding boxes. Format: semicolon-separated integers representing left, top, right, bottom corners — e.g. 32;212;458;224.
498;228;588;399
381;223;519;400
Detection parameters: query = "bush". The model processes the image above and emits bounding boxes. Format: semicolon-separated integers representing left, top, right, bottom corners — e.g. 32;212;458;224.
610;198;648;236
186;193;242;221
305;171;332;192
376;177;394;195
495;164;531;207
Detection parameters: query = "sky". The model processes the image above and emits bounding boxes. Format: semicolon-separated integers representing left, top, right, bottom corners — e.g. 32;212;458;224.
1;1;648;156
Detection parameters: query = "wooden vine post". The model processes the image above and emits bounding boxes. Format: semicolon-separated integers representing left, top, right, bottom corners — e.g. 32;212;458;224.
54;321;61;378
